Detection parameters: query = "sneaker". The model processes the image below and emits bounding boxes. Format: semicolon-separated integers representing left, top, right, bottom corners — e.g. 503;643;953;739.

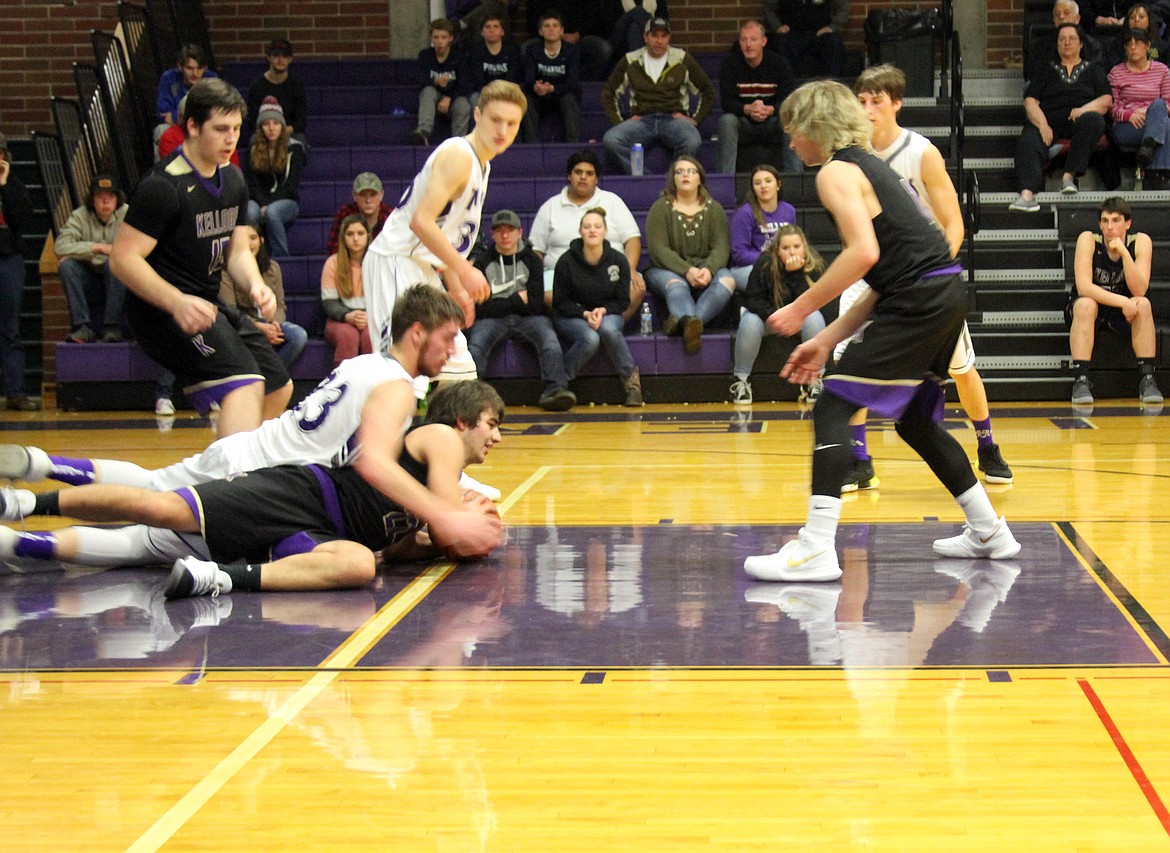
0;445;33;480
410;129;429;146
65;324;95;343
682;316;703;354
539;387;576;412
1047;142;1065;160
6;396;40;412
744;532;842;582
164;557;231;600
1008;193;1040;212
730;377;753;405
933;516;1022;559
1071;376;1093;406
805;377;823;403
977;443;1013;484
101;329;124;343
1139;375;1163;405
1061;178;1078;194
840;457;879;493
662;315;681;337
460;471;501;501
0;486;29;521
155;397;176;416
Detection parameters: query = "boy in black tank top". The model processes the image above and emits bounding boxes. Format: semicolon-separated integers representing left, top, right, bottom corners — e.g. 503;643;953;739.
1067;196;1162;408
743;80;1020;585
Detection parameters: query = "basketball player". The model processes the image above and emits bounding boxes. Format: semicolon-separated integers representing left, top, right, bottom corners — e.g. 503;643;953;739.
0;382;506;599
364;79;527;388
743;80;1020;584
110;78;293;438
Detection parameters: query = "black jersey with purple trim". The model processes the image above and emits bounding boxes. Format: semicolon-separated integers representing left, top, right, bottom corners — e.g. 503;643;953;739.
122;150;247;303
829;146;954;296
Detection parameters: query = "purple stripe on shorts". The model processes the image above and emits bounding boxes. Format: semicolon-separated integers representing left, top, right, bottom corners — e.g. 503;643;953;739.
175;487;203;530
14;532;57;560
185;375;264;415
824;377;945;422
308;464;347;538
922;263;964;278
272;531;321;561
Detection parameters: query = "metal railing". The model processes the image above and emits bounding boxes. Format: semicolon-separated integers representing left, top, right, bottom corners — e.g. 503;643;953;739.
92;29;153;179
31;132;74;237
50;97;97;213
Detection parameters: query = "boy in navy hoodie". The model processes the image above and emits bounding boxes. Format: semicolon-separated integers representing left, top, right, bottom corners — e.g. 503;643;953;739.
413;18;472;146
521;11;582;143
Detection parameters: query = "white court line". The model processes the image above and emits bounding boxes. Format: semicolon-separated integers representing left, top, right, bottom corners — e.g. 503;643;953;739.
498;465;551;516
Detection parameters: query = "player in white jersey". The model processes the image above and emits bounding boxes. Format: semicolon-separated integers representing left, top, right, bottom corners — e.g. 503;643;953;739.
364;79;527;385
844;65;1013;487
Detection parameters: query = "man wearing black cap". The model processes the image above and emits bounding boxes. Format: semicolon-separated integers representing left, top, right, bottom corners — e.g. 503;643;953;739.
0;132;38;410
54;174;129;344
245;37;308;143
600;16;716;174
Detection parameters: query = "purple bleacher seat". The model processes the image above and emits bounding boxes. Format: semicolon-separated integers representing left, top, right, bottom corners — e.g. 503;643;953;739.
298;183;338;217
654;333;734;375
286;218;328;256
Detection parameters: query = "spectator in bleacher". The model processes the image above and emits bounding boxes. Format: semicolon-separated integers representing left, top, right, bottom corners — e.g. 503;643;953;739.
154;44;218;147
600;17;717;175
159;95;241;168
448;0;517;46
1108;28;1170;183
609;0;672;55
529;149;645;321
761;0;848;78
463;12;523;115
111;78;293;437
245;37;308;145
645;155;734;354
730;223;825;405
0;132;38;411
717;19;799;175
1068;196;1162;406
1028;0;1106;82
728;164;796;292
1087;0;1128;32
1009;23;1112;210
54;174;128;344
412;18;472;147
326;173;392;256
521;11;582;143
524;1;617;81
244;97;305;258
221;223;307;370
467;209;576;411
1103;4;1169;65
552;207;642;406
322;214;373;367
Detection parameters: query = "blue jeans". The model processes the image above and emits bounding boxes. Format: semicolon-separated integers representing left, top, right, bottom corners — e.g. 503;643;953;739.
603;113;702;174
715;113;803;173
57;258;125;331
553;314;635;380
645;267;736;325
0;254;26;396
1111;99;1170;168
275;321;308;368
467;314;570;394
733;310;826;379
246;199;300;258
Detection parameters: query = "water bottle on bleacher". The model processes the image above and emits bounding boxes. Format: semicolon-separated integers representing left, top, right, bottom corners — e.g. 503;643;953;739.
630;143;644;177
640;302;653;336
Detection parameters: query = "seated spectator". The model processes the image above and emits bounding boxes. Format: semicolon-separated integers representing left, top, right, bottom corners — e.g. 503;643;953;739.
154;44;218;146
412;18;472;146
1010;23;1112;210
448;0;518;46
728;164;796;291
158;95;241;168
1103;3;1168;64
610;0;671;55
0;131;38;411
529;150;645;320
245;37;308;145
521;11;582;143
552;208;642;406
717;19;799;174
601;17;716;174
762;0;848;78
220;223;307;370
467;209;576;411
1087;0;1128;32
322;214;373;367
244;97;305;258
730;223;826;404
326;173;392;256
525;0;616;81
1028;0;1106;82
1108;28;1170;181
463;12;523;114
644;155;734;354
1068;196;1162;406
54;174;128;344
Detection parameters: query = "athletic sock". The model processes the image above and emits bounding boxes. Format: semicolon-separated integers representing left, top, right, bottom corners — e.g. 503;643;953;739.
46;455;98;486
221;560;263;592
10;531;58;560
973;417;994;449
32;491;60;517
850;424;869;461
1138;359;1155;377
956;483;998;535
1070;360;1090;379
804;495;842;546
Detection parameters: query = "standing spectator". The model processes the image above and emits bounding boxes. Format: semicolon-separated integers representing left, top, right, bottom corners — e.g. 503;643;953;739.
0;132;37;411
322;214;373;367
412;18;472;147
521;11;582;143
601;17;717;174
154;45;218;147
644;155;734;354
468;209;576;411
717;19;799;174
762;0;849;78
326;173;392;256
244;97;305;258
1107;28;1170;177
463;12;523;114
221;223;307;370
728;164;796;291
245;37;308;144
552;208;642;406
54;174;128;344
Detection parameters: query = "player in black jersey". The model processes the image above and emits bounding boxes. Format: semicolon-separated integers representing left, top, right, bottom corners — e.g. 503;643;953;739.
743;80;1020;585
111;78;293;438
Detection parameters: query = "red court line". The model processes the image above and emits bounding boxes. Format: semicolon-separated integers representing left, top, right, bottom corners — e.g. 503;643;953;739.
1079;678;1170;837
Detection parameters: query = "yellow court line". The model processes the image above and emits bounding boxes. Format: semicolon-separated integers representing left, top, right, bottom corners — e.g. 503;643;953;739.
498;465;551;515
125;563;455;853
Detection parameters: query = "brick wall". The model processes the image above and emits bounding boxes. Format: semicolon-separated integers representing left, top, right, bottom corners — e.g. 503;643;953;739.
2;1;1017;138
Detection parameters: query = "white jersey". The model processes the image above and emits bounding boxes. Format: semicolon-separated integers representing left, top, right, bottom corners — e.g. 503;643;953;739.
874;128;936;222
367;136;490;267
148;354;414;490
